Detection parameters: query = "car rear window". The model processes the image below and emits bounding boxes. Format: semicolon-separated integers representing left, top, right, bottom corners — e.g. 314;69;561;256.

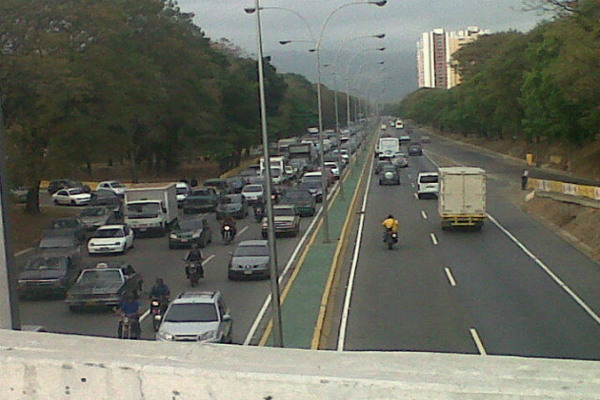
419;175;438;183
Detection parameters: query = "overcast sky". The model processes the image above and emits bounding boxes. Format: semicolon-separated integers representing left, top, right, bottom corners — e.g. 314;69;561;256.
177;0;549;102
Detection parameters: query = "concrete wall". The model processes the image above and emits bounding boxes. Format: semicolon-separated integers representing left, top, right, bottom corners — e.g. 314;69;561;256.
1;329;599;399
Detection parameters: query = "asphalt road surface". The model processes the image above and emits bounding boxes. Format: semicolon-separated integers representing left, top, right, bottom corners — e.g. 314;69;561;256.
339;126;600;360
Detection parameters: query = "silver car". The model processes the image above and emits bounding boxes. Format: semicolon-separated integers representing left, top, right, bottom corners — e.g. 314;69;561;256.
157;291;233;343
79;206;116;231
228;240;270;280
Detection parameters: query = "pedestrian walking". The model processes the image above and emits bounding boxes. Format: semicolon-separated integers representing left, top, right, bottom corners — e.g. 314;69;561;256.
521;169;529;190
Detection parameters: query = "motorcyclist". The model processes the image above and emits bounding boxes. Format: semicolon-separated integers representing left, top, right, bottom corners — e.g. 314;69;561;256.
253;197;265;220
185;243;204;278
381;214;400;242
221;215;237;239
117;293;141;338
149;277;170;314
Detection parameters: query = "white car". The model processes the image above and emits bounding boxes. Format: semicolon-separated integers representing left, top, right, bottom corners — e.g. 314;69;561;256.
339;149;349;164
241;184;264;203
52;188;92;206
87;224;134;255
417;172;439;199
324;162;340;179
97;180;127;196
176;182;191;207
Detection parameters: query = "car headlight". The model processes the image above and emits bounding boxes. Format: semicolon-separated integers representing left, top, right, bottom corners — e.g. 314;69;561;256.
192;232;201;238
158;331;174;341
197;330;218;342
169;233;177;239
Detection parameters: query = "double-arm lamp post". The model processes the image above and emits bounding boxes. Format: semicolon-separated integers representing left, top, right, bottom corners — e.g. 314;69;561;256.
279;0;387;242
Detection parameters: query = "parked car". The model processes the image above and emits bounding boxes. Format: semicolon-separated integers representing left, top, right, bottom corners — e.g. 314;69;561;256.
379;165;400;185
17;255;81;299
45;217;86;243
169;215;212;249
156;291;233;343
52;188;92;206
176;182;191;208
228;240;270;280
241;184;264;205
97;180;127;197
408;143;423;156
10;186;28;203
183;187;220;214
87;224;134;255
47;179;91;195
216;194;248;220
226;176;245;194
280;189;316;217
35;231;83;269
65;261;142;312
261;204;300;238
79;206;117;231
421;135;431;143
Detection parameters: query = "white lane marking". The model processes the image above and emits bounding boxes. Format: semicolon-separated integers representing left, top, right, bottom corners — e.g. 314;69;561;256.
14;247;34;257
140;254;215;323
237;226;249;237
410;183;415;188
338;157;375;351
413;193;418;200
470;328;487;355
430;233;438;245
243;202;323;346
407;174;412;179
421;211;428;219
444;267;456;287
487;213;600;327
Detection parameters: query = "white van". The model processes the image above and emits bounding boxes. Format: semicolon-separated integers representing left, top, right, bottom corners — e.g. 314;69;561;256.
417;172;439;199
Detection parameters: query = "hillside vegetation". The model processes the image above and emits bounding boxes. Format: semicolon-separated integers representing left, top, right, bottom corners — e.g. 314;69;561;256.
0;0;354;213
387;0;599;173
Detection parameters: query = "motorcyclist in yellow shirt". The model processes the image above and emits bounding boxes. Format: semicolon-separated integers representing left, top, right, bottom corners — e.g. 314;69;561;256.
381;214;399;242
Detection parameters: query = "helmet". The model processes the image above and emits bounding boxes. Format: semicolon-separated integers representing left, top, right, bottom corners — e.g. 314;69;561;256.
156;277;164;285
191;243;198;249
387;214;394;219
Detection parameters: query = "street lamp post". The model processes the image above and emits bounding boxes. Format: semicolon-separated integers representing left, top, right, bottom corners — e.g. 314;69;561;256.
345;50;385;131
281;0;387;243
246;0;283;347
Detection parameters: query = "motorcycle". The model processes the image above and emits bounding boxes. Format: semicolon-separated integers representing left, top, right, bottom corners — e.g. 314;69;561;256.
384;229;398;250
222;224;235;245
253;204;264;222
150;297;167;332
117;313;140;339
186;261;203;287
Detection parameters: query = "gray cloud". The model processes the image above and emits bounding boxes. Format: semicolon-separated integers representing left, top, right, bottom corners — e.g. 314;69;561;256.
178;0;549;102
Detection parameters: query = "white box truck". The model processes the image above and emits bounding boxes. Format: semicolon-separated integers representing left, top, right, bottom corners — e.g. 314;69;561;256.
438;167;486;230
378;137;400;159
124;183;178;236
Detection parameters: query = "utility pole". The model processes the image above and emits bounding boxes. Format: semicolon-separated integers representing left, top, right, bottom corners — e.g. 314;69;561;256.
0;91;20;330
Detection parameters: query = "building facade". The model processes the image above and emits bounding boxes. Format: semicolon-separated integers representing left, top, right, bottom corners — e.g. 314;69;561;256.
417;26;489;89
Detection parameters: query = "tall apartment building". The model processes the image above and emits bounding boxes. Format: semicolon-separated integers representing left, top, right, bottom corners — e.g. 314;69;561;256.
417;26;489;89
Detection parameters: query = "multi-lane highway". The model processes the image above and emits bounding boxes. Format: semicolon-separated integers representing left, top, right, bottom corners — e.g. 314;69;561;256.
336;125;600;360
18;185;331;343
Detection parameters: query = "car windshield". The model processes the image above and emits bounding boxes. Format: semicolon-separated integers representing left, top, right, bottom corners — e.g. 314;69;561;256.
78;269;123;284
81;207;106;217
39;237;76;249
111;182;126;188
178;219;202;230
244;185;262;193
93;228;123;238
67;189;84;195
176;187;188;194
164;303;218;323
92;197;119;207
274;207;295;216
49;219;78;229
192;189;212;196
24;257;66;271
234;245;269;257
126;203;160;214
